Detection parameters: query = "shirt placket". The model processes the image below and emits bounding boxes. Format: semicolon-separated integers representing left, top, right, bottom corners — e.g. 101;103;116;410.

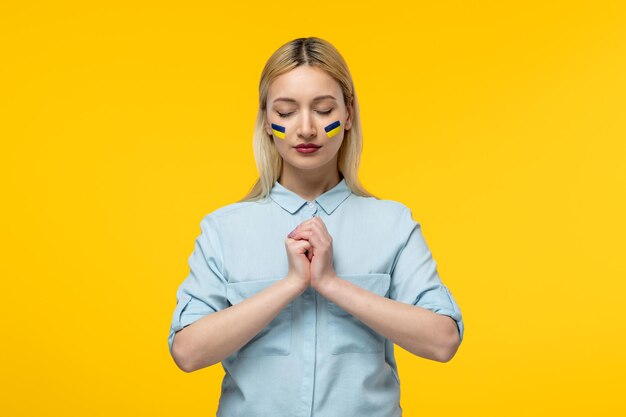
304;200;319;218
299;199;318;417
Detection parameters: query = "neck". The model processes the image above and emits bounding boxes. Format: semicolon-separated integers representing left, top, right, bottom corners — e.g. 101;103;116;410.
278;169;343;201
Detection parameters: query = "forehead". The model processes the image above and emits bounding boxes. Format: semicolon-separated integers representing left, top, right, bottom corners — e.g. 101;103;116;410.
268;65;341;103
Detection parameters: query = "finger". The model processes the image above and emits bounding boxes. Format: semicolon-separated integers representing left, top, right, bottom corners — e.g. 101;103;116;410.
288;239;312;255
288;223;309;238
311;216;329;233
302;221;331;243
289;218;329;239
290;230;314;241
292;225;332;249
303;241;314;261
292;221;319;236
303;242;314;261
305;233;330;253
299;240;313;255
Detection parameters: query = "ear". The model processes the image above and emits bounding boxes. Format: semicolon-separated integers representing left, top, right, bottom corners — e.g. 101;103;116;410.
264;120;273;136
345;98;354;131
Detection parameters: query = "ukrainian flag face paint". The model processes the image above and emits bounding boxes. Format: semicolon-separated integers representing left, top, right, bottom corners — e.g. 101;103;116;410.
271;123;286;140
324;120;341;138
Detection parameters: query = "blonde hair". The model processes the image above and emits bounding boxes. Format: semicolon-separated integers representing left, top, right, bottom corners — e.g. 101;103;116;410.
238;37;378;202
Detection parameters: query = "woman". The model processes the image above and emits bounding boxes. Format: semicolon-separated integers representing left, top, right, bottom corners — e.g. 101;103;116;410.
168;37;464;417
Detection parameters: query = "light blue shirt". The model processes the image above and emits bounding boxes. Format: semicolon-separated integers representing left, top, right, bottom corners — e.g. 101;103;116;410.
168;178;464;417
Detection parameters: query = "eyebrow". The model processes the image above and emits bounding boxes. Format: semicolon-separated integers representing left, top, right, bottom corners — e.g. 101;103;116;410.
272;95;337;104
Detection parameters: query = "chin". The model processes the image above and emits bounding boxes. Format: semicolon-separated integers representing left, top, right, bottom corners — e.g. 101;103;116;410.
292;155;341;172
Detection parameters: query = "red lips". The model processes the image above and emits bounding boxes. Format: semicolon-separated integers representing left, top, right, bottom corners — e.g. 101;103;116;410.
295;144;321;148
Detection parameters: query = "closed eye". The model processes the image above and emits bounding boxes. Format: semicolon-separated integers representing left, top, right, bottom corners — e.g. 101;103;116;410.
277;109;333;118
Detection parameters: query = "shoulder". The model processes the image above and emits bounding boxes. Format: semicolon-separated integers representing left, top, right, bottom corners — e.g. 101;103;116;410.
209;201;258;218
197;199;266;228
349;194;413;217
346;195;418;231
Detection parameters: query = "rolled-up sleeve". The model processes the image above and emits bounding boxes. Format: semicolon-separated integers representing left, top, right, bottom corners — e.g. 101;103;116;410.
389;207;464;342
168;214;229;354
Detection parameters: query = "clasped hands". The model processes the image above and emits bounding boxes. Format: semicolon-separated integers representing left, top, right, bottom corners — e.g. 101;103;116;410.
284;216;338;292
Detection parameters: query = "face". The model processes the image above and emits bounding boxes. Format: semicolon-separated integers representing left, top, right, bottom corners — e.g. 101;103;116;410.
265;65;353;175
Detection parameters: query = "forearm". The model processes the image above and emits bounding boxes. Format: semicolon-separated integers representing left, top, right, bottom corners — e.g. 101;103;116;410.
317;276;460;362
172;277;307;372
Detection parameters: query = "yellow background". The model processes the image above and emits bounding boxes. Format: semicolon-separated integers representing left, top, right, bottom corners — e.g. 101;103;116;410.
2;1;625;415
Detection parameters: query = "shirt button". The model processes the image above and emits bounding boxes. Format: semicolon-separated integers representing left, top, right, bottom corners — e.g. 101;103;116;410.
307;201;315;208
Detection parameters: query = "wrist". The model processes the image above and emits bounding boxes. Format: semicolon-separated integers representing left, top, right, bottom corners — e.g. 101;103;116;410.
285;274;310;294
314;273;339;297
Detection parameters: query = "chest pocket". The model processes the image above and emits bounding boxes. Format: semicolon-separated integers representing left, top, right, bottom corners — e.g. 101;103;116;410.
326;273;391;355
226;278;293;357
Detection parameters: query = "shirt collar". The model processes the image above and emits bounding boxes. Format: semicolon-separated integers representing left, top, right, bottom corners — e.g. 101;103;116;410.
269;178;352;215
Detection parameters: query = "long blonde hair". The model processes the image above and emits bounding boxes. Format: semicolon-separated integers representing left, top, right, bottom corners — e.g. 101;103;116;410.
238;37;378;202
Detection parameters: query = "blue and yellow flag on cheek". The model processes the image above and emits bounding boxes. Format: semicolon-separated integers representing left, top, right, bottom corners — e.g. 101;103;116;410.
271;123;286;139
324;120;341;138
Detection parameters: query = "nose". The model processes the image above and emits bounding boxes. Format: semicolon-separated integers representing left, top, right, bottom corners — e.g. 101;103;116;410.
297;111;317;139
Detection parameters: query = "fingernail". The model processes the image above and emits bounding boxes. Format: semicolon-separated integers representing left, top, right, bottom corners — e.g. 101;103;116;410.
288;230;295;238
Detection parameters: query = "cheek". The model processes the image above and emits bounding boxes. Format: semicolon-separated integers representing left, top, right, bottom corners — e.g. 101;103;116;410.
270;122;287;140
323;120;342;138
